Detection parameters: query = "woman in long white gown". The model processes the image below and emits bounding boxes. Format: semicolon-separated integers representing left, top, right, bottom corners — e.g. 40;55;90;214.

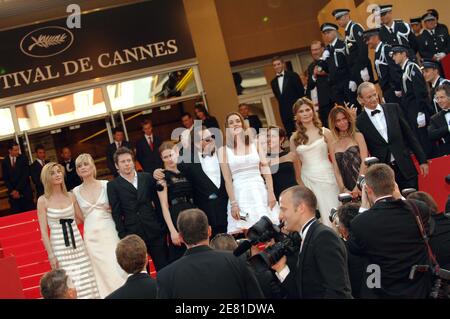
290;97;340;227
73;154;127;298
218;112;279;233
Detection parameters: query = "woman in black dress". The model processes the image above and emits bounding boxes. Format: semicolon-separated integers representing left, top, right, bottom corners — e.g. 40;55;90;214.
157;141;196;262
194;103;219;129
328;105;369;198
267;126;302;199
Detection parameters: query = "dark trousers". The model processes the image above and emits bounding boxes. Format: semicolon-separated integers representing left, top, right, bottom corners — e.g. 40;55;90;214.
389;162;419;191
145;237;169;271
318;104;333;128
280;108;295;137
9;196;34;214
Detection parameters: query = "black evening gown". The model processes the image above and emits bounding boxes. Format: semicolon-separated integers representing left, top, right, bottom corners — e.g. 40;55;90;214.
165;170;196;262
334;145;361;191
270;151;298;199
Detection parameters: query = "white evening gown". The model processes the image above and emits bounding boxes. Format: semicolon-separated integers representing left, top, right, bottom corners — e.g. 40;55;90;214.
296;135;340;227
73;180;127;298
226;143;279;233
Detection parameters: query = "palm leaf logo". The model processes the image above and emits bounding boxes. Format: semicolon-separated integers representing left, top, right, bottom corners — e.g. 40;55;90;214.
28;34;67;51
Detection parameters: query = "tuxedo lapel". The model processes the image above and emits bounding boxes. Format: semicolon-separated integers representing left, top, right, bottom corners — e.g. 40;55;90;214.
136;173;146;200
117;175;138;195
281;72;289;95
381;104;393;142
296;221;318;298
360;111;388;144
193;162;220;192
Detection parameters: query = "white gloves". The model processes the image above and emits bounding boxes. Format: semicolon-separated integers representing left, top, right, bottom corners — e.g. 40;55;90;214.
434;52;447;61
321;50;330;60
349;81;357;92
360;68;370;82
394;91;403;98
417;112;426;128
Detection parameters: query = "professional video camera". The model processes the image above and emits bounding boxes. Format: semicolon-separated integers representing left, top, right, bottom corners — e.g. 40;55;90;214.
409;265;450;299
356;157;380;191
233;216;301;271
329;193;353;225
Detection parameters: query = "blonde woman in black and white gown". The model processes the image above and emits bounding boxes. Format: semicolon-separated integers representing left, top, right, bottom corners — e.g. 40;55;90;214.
37;162;99;299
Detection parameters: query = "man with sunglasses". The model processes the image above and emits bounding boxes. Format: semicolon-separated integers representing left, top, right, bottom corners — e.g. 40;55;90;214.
154;126;228;238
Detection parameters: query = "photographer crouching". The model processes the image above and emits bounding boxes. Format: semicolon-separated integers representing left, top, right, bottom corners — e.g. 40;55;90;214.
271;185;353;298
348;163;433;298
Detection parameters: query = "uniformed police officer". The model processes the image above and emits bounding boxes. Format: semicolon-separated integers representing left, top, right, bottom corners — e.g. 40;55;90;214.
319;22;352;106
391;45;435;158
421;60;450;115
332;9;373;86
409;17;423;37
377;5;418;61
417;12;449;63
363;28;403;104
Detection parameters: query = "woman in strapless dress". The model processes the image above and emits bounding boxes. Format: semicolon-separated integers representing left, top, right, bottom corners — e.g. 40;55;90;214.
290;98;340;227
328;105;369;198
37;162;99;299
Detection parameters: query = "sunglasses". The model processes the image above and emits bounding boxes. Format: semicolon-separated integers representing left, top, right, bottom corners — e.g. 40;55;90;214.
202;135;215;142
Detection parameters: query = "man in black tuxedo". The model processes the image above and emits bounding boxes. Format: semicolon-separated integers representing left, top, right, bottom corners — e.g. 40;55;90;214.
59;147;81;191
238;103;263;133
273;185;352;299
270;56;305;136
428;83;450;156
306;41;333;126
156;209;263;299
106;235;157;299
106;127;133;177
107;147;168;271
348;164;432;298
30;144;48;199
1;141;34;214
135;119;163;175
154;126;228;238
356;82;429;190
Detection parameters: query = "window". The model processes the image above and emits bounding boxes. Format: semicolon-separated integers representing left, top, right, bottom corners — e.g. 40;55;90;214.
0;108;15;137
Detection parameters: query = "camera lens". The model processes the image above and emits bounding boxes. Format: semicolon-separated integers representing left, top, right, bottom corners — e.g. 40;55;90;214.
356;175;365;191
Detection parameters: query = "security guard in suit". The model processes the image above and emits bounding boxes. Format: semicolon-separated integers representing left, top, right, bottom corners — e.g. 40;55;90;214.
363;28;403;104
377;5;418;61
417;12;449;63
391;44;435;159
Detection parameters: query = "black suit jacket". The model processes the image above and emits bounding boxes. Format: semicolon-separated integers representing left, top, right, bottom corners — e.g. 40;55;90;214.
179;151;228;228
306;60;332;108
245;115;263;133
348;199;432;298
270;70;305;117
107;172;165;242
106;140;133;176
106;273;157;299
379;20;418;59
356;103;427;179
135;135;163;174
30;160;47;198
1;154;32;200
282;221;352;299
428;110;450;156
60;159;82;191
156;246;264;299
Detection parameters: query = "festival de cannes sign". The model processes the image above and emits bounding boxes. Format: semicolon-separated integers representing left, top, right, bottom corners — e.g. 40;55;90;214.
0;0;195;100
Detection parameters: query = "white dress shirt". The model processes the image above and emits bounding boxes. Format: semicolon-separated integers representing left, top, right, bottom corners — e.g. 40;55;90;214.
364;104;395;162
445;111;450;132
198;151;221;189
121;170;138;189
277;71;285;94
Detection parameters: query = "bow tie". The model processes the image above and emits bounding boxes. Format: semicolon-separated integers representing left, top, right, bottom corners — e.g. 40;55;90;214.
371;109;381;116
276;73;284;78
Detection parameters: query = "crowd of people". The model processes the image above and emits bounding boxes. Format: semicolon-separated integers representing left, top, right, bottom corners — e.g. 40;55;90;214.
1;5;449;299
